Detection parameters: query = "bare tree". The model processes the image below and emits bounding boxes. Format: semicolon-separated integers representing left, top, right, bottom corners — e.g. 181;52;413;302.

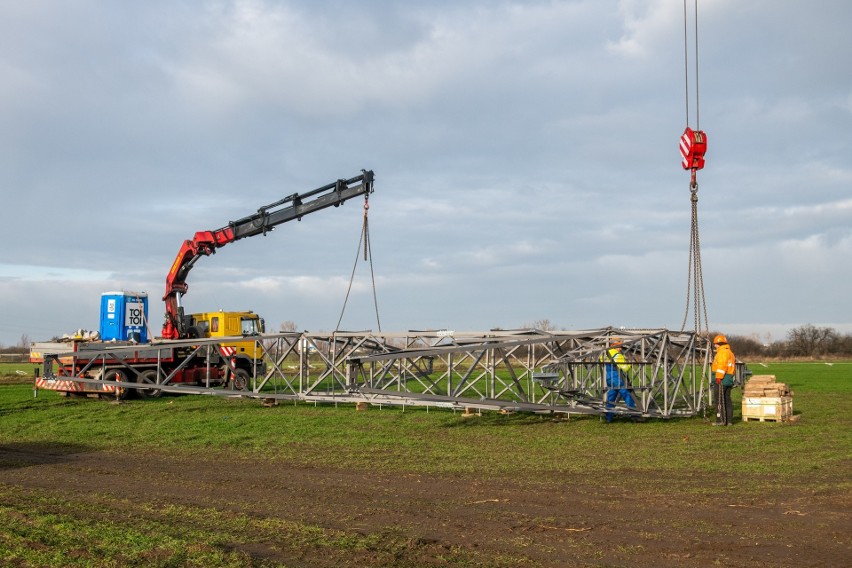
522;319;560;332
786;324;838;357
838;333;852;356
728;334;764;357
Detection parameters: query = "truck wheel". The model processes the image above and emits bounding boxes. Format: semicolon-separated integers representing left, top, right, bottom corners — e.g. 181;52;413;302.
232;368;251;391
106;369;131;400
137;369;163;399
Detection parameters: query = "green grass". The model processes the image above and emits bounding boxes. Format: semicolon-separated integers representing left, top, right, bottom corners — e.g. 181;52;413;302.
0;485;470;568
0;362;35;382
0;484;462;567
1;361;850;567
2;362;850;479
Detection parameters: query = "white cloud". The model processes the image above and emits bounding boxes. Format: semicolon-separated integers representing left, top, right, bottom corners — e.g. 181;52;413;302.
776;233;851;271
781;197;852;218
607;0;678;58
1;1;851;345
233;274;366;298
843;91;852;114
168;0;462;116
0;264;113;282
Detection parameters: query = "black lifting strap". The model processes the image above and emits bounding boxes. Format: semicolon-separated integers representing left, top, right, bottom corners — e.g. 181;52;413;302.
336;196;382;332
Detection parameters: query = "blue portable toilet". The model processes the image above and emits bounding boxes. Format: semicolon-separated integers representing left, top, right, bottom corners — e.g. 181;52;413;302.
99;291;149;343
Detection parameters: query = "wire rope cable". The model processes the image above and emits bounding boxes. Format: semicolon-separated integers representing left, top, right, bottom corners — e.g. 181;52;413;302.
679;0;709;336
336;197;382;332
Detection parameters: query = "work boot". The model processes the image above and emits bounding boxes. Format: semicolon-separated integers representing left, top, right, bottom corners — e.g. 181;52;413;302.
712;422;725;426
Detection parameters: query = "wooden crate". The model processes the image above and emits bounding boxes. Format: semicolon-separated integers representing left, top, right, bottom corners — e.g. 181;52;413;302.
742;396;793;422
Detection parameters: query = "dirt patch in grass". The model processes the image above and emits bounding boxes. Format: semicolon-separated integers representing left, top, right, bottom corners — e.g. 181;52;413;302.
1;444;848;567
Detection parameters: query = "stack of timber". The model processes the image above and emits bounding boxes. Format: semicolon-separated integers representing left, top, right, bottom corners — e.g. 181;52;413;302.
742;375;793;422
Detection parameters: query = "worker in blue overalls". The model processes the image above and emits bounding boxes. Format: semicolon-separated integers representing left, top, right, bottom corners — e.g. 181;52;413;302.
600;339;637;422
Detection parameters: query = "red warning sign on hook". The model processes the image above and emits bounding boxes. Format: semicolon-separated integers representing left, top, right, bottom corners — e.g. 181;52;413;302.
680;127;707;171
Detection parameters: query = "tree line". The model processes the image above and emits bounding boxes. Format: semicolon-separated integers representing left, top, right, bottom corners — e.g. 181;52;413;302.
726;324;852;359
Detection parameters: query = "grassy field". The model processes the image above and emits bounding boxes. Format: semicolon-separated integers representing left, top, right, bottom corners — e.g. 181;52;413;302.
0;361;33;383
3;362;849;476
0;361;849;566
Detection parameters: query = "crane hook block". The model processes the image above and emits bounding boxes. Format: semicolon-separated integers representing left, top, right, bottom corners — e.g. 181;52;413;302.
680;127;707;171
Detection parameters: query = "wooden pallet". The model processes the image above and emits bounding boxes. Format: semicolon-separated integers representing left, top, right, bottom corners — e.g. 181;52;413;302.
742;396;793;422
742;414;789;422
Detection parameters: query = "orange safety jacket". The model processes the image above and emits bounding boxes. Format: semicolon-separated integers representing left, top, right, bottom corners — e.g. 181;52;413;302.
712;344;736;381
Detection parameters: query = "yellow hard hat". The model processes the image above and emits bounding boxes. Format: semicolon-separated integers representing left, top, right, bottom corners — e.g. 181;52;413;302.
713;334;728;345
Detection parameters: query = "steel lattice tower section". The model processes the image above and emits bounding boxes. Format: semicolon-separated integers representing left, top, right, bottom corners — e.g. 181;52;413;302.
253;328;717;418
36;328;719;418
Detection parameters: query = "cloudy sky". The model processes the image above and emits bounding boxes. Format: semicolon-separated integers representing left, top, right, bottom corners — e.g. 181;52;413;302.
1;0;850;347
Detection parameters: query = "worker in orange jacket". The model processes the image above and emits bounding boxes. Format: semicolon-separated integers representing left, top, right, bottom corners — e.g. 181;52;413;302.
711;334;737;426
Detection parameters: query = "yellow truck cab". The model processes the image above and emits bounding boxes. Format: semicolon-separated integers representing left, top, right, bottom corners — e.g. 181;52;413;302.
188;310;265;388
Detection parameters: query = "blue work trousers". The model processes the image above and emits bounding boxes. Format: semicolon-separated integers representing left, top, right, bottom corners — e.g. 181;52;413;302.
605;377;636;422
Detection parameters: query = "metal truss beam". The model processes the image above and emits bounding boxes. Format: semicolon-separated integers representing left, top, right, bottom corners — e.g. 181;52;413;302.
37;328;731;418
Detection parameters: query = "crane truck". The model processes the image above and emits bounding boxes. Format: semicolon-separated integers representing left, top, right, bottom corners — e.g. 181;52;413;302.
31;169;375;398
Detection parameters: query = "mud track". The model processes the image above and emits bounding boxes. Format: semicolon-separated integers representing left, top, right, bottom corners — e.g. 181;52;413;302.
1;443;849;567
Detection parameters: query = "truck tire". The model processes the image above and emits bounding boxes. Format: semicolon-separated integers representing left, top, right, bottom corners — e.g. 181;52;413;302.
137;369;163;399
102;368;131;400
231;368;251;391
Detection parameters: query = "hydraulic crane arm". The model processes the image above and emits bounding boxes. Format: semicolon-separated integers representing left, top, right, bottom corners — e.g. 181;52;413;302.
162;169;375;339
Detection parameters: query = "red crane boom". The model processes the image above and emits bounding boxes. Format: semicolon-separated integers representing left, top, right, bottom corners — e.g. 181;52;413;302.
162;170;375;339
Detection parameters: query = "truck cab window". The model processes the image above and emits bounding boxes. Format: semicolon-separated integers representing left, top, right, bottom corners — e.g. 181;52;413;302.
242;318;259;336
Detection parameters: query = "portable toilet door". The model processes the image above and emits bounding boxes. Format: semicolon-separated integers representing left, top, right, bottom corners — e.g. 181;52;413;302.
99;291;149;343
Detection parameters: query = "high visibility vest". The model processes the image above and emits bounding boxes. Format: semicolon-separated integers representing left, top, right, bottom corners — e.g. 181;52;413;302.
600;348;630;379
712;344;736;380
